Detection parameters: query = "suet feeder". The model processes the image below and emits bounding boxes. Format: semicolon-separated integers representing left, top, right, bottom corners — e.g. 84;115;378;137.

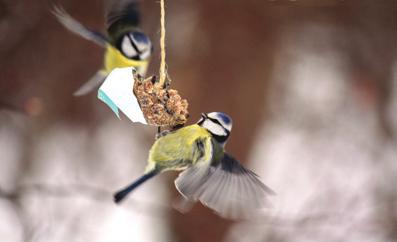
133;73;189;127
97;67;189;128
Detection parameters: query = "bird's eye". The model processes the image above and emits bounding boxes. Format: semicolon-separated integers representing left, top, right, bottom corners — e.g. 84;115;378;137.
119;32;152;60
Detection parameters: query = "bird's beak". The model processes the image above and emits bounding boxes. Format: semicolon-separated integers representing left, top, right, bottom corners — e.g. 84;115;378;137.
201;113;207;119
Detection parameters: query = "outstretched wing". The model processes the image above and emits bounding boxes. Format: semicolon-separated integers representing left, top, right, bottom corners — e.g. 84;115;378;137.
105;0;141;31
174;137;214;196
175;152;275;219
52;5;108;47
73;70;107;96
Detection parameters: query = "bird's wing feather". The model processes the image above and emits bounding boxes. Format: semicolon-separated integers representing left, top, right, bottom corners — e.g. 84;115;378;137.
52;5;108;47
174;136;214;198
175;151;275;219
105;0;140;30
73;70;107;96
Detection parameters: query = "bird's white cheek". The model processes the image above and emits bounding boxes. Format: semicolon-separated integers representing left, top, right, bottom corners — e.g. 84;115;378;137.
121;36;138;58
203;120;226;136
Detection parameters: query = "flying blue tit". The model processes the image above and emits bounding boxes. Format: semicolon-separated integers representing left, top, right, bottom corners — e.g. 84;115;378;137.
114;112;275;219
52;0;152;96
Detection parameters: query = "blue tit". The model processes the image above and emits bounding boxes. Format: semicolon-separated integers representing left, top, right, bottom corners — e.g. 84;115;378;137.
114;112;275;219
52;1;152;96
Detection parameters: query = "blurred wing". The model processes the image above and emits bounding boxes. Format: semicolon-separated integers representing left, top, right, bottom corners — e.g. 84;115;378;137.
176;152;275;219
52;5;108;47
73;70;107;96
175;137;214;198
105;0;140;30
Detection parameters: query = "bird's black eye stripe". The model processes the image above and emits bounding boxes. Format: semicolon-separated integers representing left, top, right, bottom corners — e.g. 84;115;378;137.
207;117;222;126
127;34;142;55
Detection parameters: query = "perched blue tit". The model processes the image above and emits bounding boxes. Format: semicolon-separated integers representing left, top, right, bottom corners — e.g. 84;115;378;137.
52;0;152;96
114;112;275;219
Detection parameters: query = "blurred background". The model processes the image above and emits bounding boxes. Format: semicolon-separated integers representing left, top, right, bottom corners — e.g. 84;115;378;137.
1;0;397;241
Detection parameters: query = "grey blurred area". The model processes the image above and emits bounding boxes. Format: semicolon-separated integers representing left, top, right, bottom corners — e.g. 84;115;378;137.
1;0;397;242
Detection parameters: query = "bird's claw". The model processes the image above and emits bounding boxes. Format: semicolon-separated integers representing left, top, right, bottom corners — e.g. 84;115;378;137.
155;127;170;139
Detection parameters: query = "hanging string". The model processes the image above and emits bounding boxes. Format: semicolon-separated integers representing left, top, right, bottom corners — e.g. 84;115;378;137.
158;0;167;87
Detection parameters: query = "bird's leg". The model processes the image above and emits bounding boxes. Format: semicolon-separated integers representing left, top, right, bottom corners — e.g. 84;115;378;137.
171;124;184;131
150;75;157;84
164;80;171;90
155;126;161;139
131;67;144;81
155;124;184;139
131;67;137;76
155;126;170;139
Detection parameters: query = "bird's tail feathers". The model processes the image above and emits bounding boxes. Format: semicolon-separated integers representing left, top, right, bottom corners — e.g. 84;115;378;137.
114;169;159;203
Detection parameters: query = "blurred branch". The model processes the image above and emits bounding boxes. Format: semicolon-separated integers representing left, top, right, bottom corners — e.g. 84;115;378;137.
0;188;18;200
0;183;172;218
1;184;394;227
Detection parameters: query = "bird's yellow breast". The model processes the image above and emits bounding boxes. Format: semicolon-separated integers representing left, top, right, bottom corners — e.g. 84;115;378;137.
103;45;148;75
147;124;211;171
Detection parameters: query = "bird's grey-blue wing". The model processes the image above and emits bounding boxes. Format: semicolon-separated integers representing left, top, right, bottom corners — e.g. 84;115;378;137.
73;70;107;96
174;137;214;198
105;0;140;30
52;6;108;47
175;152;275;219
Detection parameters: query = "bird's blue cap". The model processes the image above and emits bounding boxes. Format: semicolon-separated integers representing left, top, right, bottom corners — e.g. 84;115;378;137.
216;112;232;125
